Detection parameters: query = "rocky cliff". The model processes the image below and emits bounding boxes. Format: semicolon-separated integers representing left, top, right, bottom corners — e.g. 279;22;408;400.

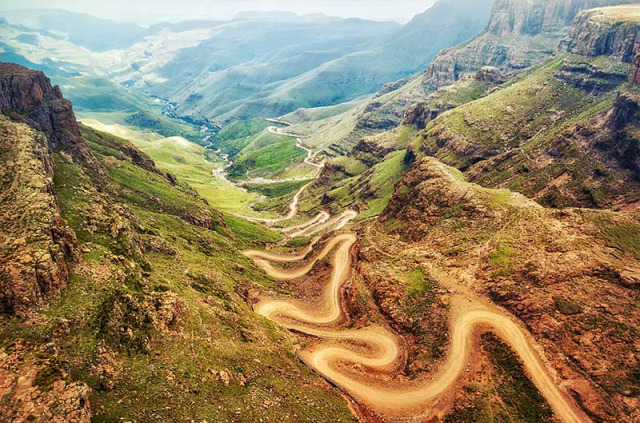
561;5;640;62
423;0;636;89
631;52;640;84
0;62;93;164
488;0;629;36
0;63;90;316
0;117;79;316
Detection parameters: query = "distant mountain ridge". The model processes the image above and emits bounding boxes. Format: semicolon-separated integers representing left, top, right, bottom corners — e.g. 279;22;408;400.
0;1;496;122
163;0;495;122
1;9;149;52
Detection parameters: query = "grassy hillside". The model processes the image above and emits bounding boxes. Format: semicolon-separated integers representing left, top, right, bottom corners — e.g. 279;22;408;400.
300;125;420;219
80;119;276;217
227;130;308;180
421;54;639;208
1;122;356;422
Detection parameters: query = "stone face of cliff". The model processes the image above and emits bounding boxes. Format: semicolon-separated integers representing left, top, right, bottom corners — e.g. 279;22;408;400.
423;0;637;89
0;63;89;316
561;6;640;62
488;0;626;36
0;62;93;164
0;117;79;316
631;53;640;84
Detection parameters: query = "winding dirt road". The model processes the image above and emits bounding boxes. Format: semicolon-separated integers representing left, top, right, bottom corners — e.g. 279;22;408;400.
266;120;325;169
238;182;311;225
231;119;327;226
244;223;591;422
241;117;589;422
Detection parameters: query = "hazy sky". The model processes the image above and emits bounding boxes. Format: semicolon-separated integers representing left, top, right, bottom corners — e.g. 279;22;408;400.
0;0;438;24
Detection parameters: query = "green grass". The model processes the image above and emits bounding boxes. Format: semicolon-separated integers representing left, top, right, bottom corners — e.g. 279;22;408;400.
80;120;271;217
227;130;308;180
446;334;554;423
331;155;370;175
404;267;431;297
554;297;584;315
488;244;515;278
592;216;640;259
484;334;554;422
489;244;514;265
210;119;271;156
417;53;638;208
10;124;355;423
361;150;409;218
300;145;415;220
245;179;311;198
223;214;281;246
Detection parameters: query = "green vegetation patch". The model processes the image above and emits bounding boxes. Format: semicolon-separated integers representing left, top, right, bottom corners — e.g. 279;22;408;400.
245;179;311;198
227;130;307;180
554;297;584;315
446;334;554;423
598;221;640;259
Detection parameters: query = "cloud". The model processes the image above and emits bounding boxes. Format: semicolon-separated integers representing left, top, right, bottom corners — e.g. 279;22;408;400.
0;0;438;24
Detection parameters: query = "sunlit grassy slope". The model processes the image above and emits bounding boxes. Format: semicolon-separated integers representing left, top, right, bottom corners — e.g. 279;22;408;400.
80;119;272;217
5;123;356;422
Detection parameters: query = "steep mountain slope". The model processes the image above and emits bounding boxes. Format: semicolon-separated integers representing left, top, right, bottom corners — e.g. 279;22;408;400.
422;0;635;88
285;66;505;157
361;156;639;422
420;6;640;210
0;63;355;422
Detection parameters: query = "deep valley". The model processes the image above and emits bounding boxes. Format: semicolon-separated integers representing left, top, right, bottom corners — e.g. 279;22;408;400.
0;1;639;422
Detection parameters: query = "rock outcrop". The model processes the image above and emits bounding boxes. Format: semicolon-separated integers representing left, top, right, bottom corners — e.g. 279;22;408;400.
402;103;440;130
555;60;627;94
603;92;640;178
417;2;640;210
0;63;86;316
631;53;640;84
422;0;637;89
560;5;640;62
0;62;93;164
0;343;92;423
0;118;79;316
381;158;500;240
